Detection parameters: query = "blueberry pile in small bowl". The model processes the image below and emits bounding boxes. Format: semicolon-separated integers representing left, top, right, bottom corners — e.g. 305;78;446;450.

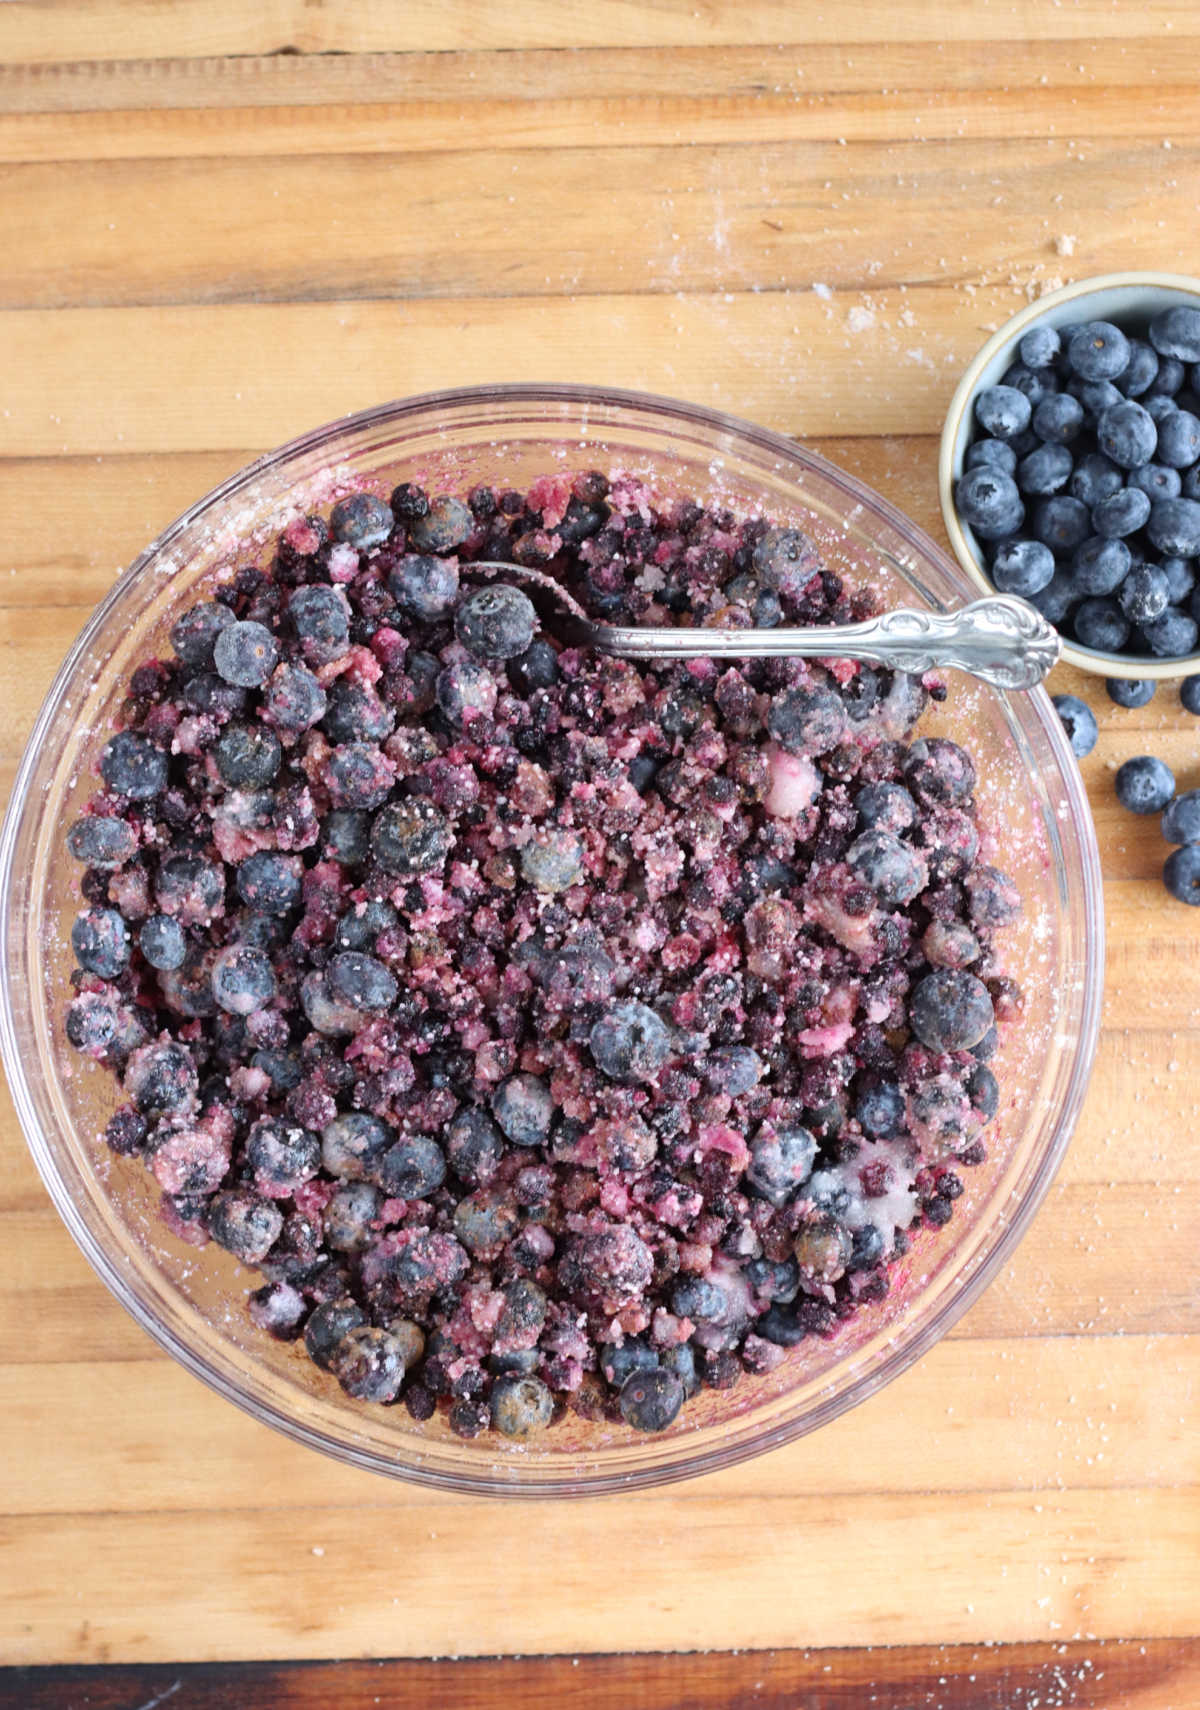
940;273;1200;677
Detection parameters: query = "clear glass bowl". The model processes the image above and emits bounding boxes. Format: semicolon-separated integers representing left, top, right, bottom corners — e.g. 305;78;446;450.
0;385;1104;1496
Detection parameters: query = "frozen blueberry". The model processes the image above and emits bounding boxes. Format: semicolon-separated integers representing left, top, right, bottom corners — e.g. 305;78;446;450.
386;553;460;620
251;1049;302;1095
1095;402;1157;471
1019;323;1061;369
590;1001;673;1083
1162;789;1200;845
618;1365;684;1433
909;970;994;1053
246;1117;320;1193
1050;695;1098;758
445;1109;504;1187
508;638;560;695
1068;321;1131;382
71;907;129;977
1114;754;1175;814
287;585;347;659
247;1281;306;1341
746;1123;817;1206
334;899;397;953
1105;676;1156;708
1181;674;1200;714
99;731;168;800
376;1134;447;1199
1164;844;1200;904
66;815;136;869
846;828;927;906
327;951;398;1015
155;854;224;924
903;738;975;806
1142;606;1198;658
1148;498;1200;557
370;799;452;876
1129;464;1182;501
1070;453;1123;508
213;722;282;790
751;526;818;590
65;993;119;1055
321;1110;395;1181
324;1182;382;1254
330;491;393;551
1016;443;1073;496
954;466;1025;540
1032;495;1091;554
169;600;236;668
1156;409;1200;469
1118;564;1170;626
235;850;302;914
211;944;276;1015
183;672;249;718
389;481;429;520
207;1189;283;1265
491;1073;554;1147
1072;536;1131;596
1031;392;1084;444
767;685;848;755
974;385;1032;440
519;831;584;895
320;679;394;746
328;1325;406;1403
407;495;473;554
436;658;497;724
454;1188;520;1260
855;780;917;834
322;809;370;867
138;912;187;971
966;439;1017;475
855;1078;907;1138
1149;305;1200;363
326;744;393;812
304;1297;368;1370
262;661;327;734
1072;598;1129;654
705;1046;763;1096
213;620;278;688
455;585;538;662
488;1374;553;1438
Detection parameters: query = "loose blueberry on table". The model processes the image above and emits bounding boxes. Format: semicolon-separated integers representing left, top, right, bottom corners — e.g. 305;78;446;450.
63;470;1021;1439
956;304;1200;663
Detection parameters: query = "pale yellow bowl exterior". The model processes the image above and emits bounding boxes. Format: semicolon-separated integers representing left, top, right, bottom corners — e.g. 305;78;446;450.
939;270;1200;679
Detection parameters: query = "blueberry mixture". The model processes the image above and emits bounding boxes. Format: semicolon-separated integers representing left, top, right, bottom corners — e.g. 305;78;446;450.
63;470;1019;1439
957;304;1200;662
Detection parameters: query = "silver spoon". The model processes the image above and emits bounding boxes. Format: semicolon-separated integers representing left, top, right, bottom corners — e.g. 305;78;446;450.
460;562;1061;692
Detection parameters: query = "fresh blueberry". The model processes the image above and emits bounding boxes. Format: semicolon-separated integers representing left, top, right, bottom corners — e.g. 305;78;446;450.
854;780;917;833
287;585;348;663
99;731;167;800
1184;466;1200;501
246;1117;320;1193
1181;674;1200;714
966;439;1017;474
767;685;848;755
1156;409;1200;469
322;809;371;867
138;912;187;971
370;799;452;875
1031;392;1084;443
66;815;136;869
507;638;560;695
210;944;275;1015
321;1111;396;1181
1148;498;1200;557
1162;789;1200;845
1070;452;1123;508
330;1326;406;1403
909;970;995;1053
1097;402;1157;470
1069;377;1124;421
1068;321;1131;382
1105;677;1157;708
1072;597;1130;654
376;1134;448;1199
386;553;460;620
169;600;236;668
589;1000;673;1083
304;1297;368;1370
1050;694;1098;758
455;585;538;662
407;495;473;554
1141;606;1199;658
446;1107;505;1185
436;658;497;724
1016;443;1073;496
746;1122;817;1205
1114;754;1175;814
212;620;278;688
1161;557;1196;603
855;1077;906;1138
329;491;393;550
1149;305;1200;363
491;1375;554;1438
491;1073;555;1146
326;950;398;1016
1029;571;1079;626
235;850;302;914
1118;564;1170;626
1164;844;1200;905
1147;354;1187;396
262;661;327;734
71;907;129;977
1091;486;1152;539
1113;338;1160;397
519;831;585;894
207;1188;284;1265
213;722;281;790
974;385;1032;439
1032;495;1091;554
618;1366;684;1432
1072;535;1131;595
846;828;927;906
954;466;1025;540
1000;361;1057;405
1129;463;1182;501
1019;323;1061;368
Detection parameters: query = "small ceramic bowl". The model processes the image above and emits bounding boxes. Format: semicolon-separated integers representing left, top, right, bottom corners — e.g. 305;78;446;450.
939;270;1200;680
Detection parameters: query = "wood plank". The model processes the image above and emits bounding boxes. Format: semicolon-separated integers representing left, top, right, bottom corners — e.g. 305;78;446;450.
2;1486;1194;1664
4;1641;1199;1710
2;1;1196;67
0;136;1192;310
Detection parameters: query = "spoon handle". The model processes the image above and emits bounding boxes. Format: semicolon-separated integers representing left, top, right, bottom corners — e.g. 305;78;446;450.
590;595;1062;691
